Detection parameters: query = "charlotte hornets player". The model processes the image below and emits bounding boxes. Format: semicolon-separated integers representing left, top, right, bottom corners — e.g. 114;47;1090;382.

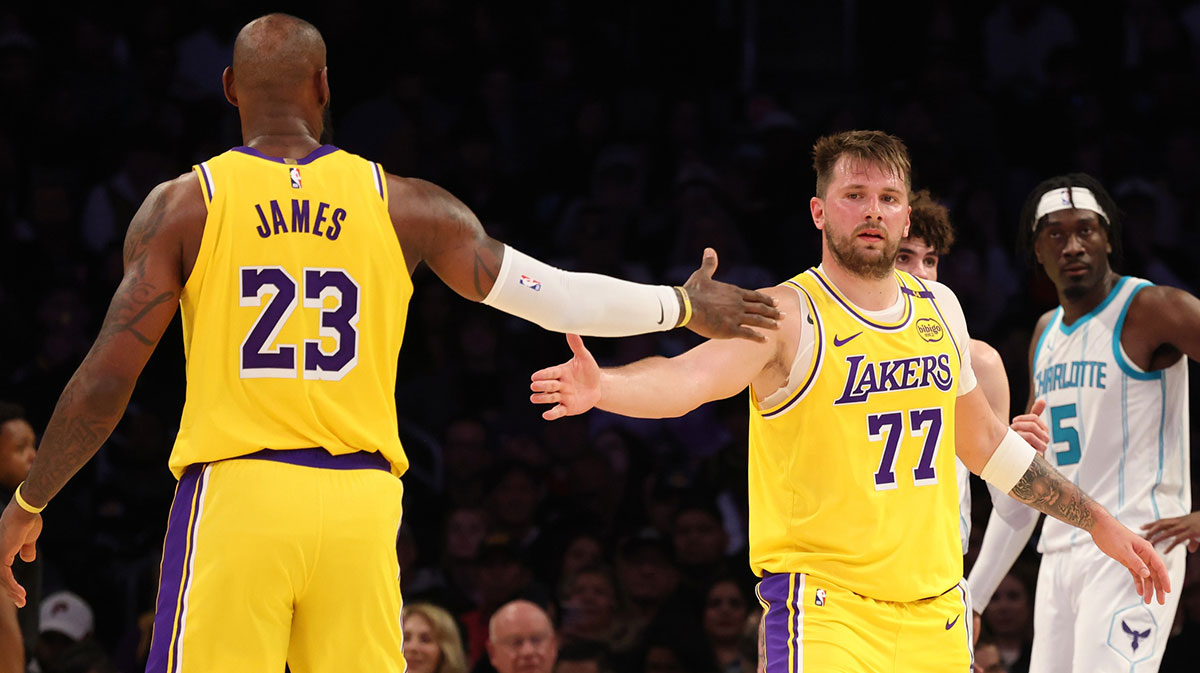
970;173;1200;672
530;133;1171;672
0;14;782;673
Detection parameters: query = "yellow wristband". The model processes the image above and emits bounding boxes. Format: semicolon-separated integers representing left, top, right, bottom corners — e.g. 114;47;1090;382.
14;482;45;514
675;286;693;328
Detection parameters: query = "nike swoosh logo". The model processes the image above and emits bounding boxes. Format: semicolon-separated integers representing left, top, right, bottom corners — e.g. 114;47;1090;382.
945;615;960;630
657;300;664;325
833;331;862;347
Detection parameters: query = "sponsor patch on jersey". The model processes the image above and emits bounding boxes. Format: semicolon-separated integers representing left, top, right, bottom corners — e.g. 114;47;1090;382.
290;167;302;189
915;317;943;343
814;588;826;607
518;275;542;291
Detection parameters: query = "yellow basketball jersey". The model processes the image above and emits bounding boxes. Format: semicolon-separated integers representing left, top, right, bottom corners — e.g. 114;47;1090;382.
170;145;412;477
748;268;962;602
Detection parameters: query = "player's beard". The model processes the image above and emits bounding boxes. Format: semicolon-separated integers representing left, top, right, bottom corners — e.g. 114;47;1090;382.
825;223;899;280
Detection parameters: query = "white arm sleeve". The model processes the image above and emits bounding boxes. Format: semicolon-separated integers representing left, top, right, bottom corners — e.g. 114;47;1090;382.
967;507;1038;612
481;245;682;337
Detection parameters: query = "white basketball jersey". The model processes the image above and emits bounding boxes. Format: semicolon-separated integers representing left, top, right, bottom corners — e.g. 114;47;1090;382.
1033;276;1190;553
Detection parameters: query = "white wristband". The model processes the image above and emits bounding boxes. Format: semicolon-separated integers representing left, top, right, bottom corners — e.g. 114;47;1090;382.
482;245;682;336
980;428;1037;493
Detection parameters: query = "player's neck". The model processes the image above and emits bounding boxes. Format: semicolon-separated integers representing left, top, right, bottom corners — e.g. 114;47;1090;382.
819;259;898;311
240;112;323;160
1058;270;1119;324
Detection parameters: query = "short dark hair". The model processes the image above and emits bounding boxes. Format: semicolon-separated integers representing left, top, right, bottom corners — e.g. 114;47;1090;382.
1017;173;1122;266
0;402;25;429
555;640;612;673
812;130;911;198
907;189;955;254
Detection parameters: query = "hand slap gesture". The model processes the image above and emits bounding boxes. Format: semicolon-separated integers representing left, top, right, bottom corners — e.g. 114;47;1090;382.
530;334;602;421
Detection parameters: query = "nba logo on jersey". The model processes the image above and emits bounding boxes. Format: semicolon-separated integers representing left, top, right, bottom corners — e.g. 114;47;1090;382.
290;167;302;189
815;588;826;607
518;275;542;291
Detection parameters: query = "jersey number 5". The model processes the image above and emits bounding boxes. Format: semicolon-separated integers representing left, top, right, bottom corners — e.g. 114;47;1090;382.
240;266;360;380
868;407;944;490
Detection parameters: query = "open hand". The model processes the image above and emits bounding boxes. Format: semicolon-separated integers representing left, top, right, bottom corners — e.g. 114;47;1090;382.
530;334;602;420
0;499;42;607
1141;512;1200;553
1091;516;1171;605
1010;399;1049;455
683;248;780;342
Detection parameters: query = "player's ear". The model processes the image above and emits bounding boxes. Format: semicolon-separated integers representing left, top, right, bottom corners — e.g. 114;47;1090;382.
811;196;825;230
317;67;330;108
222;67;238;106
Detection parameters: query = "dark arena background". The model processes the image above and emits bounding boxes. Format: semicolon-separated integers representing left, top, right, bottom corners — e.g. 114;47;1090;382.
1;2;1199;672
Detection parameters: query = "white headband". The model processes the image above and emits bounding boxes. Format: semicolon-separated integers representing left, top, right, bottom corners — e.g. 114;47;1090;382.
1033;187;1108;231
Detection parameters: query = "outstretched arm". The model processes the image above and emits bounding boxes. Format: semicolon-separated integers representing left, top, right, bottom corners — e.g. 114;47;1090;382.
386;175;780;340
0;175;199;607
530;287;794;420
531;328;778;420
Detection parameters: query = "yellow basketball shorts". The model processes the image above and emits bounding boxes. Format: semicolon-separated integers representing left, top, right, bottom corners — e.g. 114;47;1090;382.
757;572;973;673
146;448;406;673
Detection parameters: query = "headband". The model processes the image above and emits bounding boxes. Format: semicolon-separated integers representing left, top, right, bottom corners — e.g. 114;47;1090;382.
1033;187;1108;231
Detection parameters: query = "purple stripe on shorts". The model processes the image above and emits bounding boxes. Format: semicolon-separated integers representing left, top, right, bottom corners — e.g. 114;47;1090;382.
232;144;339;164
759;573;797;673
240;447;391;471
146;466;203;673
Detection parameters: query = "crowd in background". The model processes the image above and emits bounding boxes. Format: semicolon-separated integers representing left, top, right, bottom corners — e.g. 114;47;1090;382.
3;2;1200;671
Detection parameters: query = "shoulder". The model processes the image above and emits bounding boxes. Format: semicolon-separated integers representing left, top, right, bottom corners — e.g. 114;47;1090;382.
1029;308;1057;344
969;339;1002;367
1127;284;1194;314
762;284;804;313
969;339;1007;379
129;172;205;240
922;278;961;306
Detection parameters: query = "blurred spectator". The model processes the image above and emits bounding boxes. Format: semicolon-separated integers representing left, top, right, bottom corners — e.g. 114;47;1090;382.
557;564;625;648
671;496;731;591
614;528;679;648
701;577;754;673
32;591;93;673
552;641;612;673
403;602;469;673
981;568;1036;673
462;534;550;668
486;600;558;673
975;635;1005;673
0;401;38;665
487;461;545;550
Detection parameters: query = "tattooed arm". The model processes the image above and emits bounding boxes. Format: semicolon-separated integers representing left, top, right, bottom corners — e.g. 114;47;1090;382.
0;175;202;607
956;384;1171;605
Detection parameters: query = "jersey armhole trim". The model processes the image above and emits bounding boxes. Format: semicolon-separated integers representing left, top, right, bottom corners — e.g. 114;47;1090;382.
1112;281;1160;380
757;282;824;419
194;163;214;205
1032;307;1060;373
372;162;386;202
